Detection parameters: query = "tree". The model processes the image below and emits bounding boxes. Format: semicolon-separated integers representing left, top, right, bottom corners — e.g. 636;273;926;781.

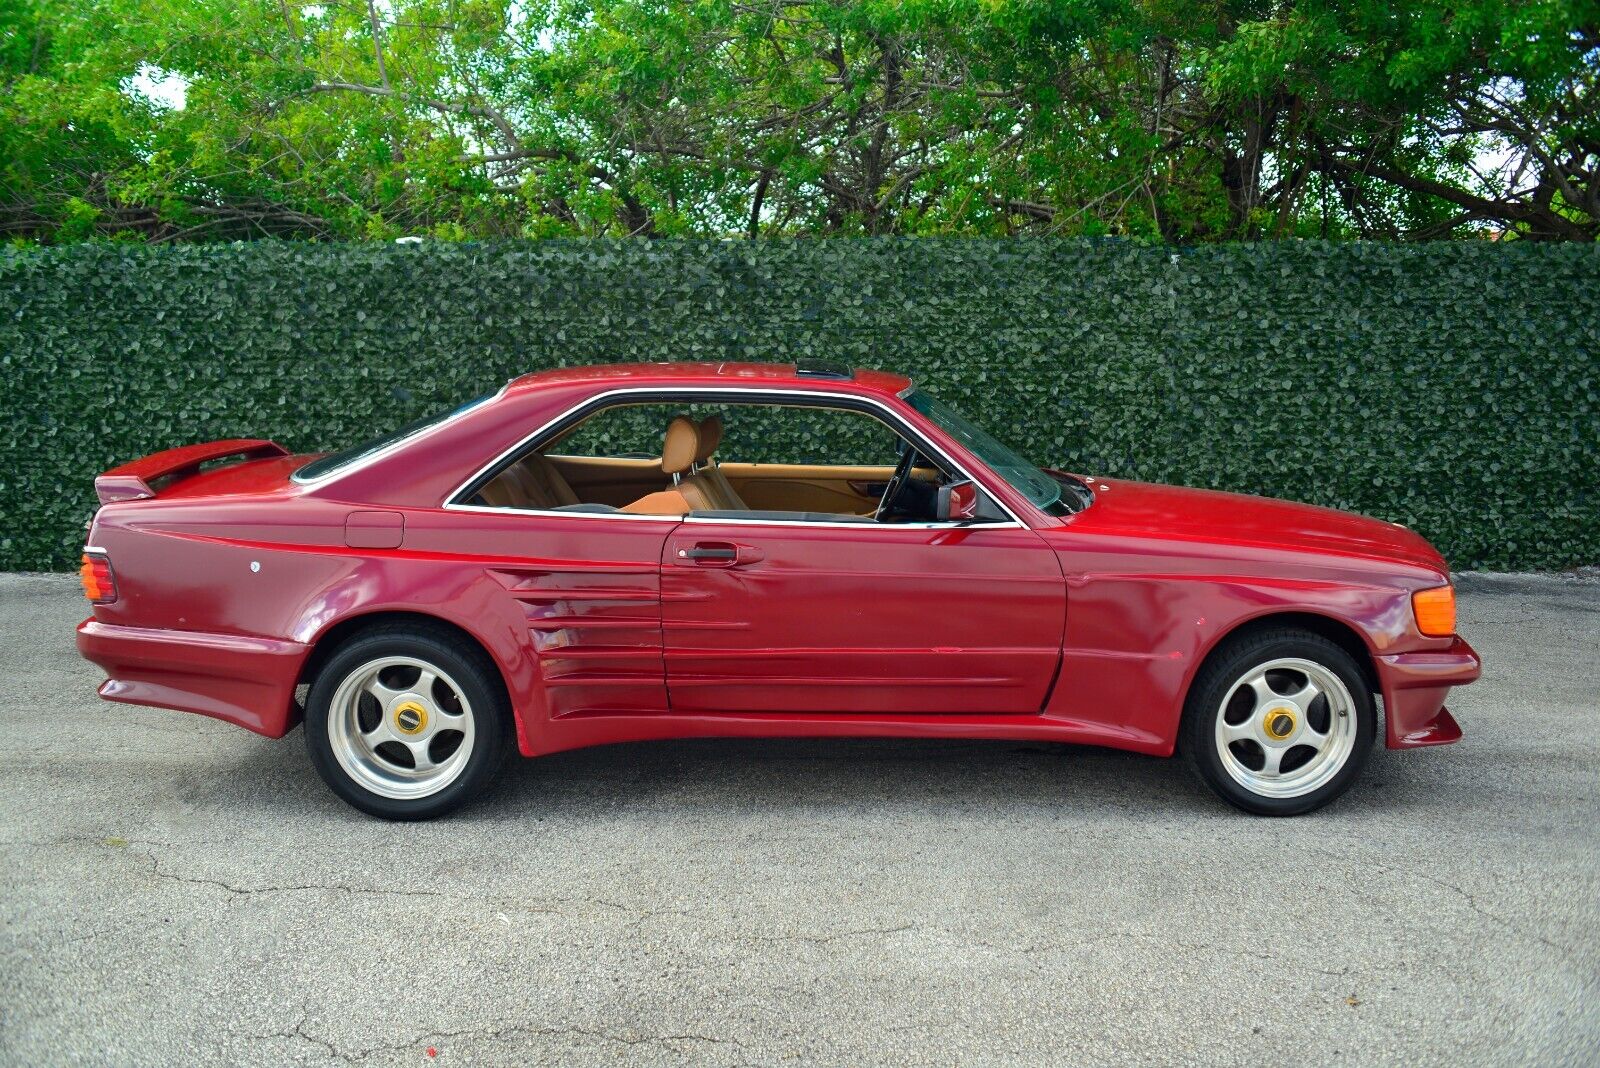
3;1;1595;242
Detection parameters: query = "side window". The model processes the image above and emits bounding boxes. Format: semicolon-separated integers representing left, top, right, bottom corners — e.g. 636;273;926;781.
714;404;900;466
552;401;901;467
552;403;693;458
472;394;961;522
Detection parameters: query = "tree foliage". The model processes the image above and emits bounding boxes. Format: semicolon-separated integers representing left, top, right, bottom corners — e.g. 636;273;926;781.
4;1;1597;243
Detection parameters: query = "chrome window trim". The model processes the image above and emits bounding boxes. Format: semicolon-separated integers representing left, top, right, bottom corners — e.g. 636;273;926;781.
440;385;1028;528
682;515;1020;531
289;382;510;488
443;503;685;524
441;503;1009;531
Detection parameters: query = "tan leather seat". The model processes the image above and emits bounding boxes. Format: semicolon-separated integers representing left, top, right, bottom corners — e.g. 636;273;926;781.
620;416;735;515
692;415;747;510
477;454;581;510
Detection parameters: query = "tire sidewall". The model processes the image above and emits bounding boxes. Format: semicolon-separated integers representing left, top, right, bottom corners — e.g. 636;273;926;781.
1185;632;1376;816
305;630;508;820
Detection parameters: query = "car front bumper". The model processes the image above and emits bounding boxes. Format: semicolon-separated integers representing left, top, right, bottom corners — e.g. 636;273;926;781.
77;619;308;738
1377;636;1481;748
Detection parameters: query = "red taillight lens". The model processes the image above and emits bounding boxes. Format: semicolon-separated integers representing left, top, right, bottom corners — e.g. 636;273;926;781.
80;553;117;604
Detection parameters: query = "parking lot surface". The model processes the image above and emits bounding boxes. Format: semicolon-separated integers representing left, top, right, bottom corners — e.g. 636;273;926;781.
2;572;1597;1066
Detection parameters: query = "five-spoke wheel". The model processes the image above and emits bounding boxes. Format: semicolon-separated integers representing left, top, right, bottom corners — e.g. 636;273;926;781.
305;624;508;820
1214;657;1358;799
1183;629;1375;815
326;656;477;800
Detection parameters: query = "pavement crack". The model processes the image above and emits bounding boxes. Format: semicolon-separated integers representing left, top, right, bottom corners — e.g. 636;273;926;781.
322;1023;746;1060
748;923;918;945
132;848;451;901
237;1012;355;1066
445;1024;745;1052
1321;851;1578;964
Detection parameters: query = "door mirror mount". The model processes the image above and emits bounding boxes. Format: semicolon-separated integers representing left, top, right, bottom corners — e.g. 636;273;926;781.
936;480;981;522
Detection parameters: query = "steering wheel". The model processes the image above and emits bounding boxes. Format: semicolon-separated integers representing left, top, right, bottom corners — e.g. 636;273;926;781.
875;442;918;521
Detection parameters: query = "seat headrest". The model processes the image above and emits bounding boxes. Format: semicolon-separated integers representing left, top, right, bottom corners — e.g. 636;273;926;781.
662;416;699;475
695;415;723;463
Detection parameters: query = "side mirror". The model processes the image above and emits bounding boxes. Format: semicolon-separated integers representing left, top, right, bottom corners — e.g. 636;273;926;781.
936;480;980;522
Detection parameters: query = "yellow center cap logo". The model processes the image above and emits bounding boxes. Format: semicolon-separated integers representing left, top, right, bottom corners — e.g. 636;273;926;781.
1265;707;1297;740
394;701;428;735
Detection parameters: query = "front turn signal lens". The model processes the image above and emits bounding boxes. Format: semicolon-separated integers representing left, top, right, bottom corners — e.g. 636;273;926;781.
80;553;118;605
1412;585;1456;637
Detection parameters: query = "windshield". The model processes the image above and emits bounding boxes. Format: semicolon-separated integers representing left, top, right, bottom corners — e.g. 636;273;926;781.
293;392;495;482
905;389;1066;514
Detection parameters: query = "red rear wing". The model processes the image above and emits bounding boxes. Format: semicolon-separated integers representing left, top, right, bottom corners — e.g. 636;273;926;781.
95;439;289;505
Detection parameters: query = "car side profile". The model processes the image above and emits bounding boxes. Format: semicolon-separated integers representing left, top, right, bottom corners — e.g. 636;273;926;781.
77;360;1480;819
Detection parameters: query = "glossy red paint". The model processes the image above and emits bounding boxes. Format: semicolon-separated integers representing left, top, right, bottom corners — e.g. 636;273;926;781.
75;361;1478;766
659;522;1064;714
94;439;289;504
78;619;307;736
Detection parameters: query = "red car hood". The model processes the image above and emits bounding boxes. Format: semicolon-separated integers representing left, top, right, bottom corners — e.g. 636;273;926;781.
1063;476;1449;573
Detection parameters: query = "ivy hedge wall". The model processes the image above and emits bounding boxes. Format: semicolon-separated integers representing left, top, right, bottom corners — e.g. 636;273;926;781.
2;240;1596;572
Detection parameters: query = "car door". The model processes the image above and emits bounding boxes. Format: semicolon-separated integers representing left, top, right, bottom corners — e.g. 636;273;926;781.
659;520;1065;714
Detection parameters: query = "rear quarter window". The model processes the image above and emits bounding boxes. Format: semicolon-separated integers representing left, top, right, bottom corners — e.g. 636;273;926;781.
294;393;495;482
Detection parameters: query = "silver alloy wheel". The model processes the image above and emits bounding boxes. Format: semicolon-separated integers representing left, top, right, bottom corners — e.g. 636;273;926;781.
1213;656;1358;799
326;655;476;801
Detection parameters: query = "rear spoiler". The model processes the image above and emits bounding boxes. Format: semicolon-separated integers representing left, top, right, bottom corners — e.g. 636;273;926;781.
95;439;289;505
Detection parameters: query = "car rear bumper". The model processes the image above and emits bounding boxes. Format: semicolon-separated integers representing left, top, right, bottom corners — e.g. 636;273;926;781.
77;619;308;738
1377;636;1481;748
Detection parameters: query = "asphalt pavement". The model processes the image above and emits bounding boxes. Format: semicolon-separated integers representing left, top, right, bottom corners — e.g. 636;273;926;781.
1;571;1596;1066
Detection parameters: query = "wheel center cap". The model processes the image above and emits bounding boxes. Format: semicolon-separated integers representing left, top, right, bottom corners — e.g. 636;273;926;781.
394;701;428;735
1265;707;1297;741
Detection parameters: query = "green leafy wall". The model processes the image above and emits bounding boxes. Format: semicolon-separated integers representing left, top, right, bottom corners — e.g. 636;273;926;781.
2;240;1596;572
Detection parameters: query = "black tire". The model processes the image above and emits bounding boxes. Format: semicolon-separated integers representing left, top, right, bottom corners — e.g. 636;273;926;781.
1180;627;1376;816
304;623;511;820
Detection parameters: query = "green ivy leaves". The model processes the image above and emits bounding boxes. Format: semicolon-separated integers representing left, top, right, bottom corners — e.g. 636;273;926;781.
1;238;1596;572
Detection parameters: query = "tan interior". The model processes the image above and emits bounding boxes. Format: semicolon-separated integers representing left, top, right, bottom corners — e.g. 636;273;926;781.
475;453;583;510
546;455;668;507
616;417;752;515
719;462;937;514
692;415;746;510
617;417;699;515
474;408;941;518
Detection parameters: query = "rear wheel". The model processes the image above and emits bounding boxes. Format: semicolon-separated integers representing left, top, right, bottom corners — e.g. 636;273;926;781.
305;624;509;820
1181;628;1375;816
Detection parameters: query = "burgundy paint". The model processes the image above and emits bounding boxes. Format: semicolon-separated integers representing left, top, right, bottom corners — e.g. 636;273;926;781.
344;510;405;549
95;439;289;505
74;361;1479;763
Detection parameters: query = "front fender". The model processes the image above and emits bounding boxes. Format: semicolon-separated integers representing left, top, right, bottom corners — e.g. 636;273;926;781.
1037;525;1459;755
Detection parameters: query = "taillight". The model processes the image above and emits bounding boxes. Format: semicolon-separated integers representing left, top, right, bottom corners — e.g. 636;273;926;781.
1411;585;1456;637
80;552;118;604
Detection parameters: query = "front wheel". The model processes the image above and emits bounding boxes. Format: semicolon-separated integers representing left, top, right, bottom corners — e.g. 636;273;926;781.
1181;629;1376;816
305;624;510;820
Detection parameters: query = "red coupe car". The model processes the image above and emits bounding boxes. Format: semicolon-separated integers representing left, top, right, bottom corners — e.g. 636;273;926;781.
77;360;1479;819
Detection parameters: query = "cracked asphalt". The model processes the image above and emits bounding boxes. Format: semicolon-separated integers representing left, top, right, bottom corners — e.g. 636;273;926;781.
2;571;1597;1066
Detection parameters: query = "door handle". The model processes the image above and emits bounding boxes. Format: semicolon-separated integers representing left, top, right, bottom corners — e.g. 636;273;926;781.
675;541;761;566
683;546;736;561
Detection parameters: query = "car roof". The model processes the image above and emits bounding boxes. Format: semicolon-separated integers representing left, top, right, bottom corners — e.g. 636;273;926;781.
504;361;913;397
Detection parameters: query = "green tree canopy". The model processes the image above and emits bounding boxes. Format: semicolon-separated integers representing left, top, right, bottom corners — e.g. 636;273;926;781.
4;1;1596;243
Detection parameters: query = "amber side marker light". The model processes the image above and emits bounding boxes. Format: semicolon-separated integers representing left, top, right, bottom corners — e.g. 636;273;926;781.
80;553;118;605
1412;585;1456;637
